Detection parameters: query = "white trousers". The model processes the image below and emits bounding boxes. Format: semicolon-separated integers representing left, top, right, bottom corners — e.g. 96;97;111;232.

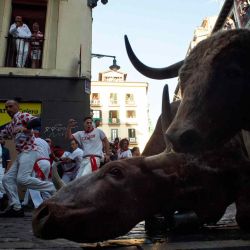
22;159;52;208
3;151;55;209
0;165;5;199
76;157;101;178
16;39;29;68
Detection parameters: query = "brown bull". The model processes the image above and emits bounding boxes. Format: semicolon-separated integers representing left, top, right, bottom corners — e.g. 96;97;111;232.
32;140;250;243
32;86;250;243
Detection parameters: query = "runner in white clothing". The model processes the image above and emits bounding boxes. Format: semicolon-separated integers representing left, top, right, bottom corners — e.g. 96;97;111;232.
61;139;83;183
65;116;110;177
22;136;53;208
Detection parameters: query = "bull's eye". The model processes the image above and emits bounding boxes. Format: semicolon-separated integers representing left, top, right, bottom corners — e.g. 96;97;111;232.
109;168;124;179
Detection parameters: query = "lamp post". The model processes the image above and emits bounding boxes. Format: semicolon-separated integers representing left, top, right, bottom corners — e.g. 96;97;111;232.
91;53;120;71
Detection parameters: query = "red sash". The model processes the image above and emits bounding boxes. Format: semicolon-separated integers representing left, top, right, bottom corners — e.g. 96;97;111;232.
90;156;98;172
33;158;51;180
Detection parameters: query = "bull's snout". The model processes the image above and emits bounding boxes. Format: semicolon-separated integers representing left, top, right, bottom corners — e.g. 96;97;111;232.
166;127;203;153
32;202;63;240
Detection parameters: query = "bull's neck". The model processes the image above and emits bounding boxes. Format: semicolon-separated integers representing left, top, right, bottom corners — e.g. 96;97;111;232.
241;83;250;130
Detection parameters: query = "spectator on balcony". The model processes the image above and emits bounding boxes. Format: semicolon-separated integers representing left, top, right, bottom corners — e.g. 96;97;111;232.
117;138;132;159
30;22;44;69
9;16;31;68
65;117;110;177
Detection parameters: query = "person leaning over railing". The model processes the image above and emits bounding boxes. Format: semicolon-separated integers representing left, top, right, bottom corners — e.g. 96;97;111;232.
9;16;31;68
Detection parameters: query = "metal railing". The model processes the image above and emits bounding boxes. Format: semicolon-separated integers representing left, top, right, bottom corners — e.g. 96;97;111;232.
108;118;120;124
5;36;44;68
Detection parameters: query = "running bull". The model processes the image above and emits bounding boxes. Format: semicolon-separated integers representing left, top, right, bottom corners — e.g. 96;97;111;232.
32;88;250;243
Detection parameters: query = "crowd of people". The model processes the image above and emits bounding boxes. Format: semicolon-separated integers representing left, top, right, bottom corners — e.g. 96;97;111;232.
0;99;141;217
9;15;44;68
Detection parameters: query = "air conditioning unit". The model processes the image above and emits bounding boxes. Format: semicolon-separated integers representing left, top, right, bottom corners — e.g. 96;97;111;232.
129;138;136;142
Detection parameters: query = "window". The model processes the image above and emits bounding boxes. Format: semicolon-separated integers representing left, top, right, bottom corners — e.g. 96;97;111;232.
126;110;136;119
125;93;135;105
5;0;47;68
93;110;102;119
91;93;100;105
128;128;136;143
111;129;118;141
109;110;120;124
109;93;118;105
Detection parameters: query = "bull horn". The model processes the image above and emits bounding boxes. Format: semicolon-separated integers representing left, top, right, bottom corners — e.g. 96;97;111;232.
161;84;172;149
52;161;65;190
124;35;184;80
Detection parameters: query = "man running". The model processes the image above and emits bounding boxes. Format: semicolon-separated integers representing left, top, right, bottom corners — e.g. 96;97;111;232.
0;100;55;217
65;116;110;177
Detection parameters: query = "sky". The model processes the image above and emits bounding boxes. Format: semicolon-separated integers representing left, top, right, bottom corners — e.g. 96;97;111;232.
91;0;225;127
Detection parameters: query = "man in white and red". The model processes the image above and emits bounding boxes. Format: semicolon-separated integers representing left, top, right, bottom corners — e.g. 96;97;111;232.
65;116;110;177
61;139;83;183
22;131;53;208
0;100;55;217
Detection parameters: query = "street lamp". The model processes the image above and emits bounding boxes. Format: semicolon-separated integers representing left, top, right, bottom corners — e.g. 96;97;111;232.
91;53;120;71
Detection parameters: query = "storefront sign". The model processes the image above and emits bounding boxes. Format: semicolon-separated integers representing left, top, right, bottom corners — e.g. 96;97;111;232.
0;102;41;127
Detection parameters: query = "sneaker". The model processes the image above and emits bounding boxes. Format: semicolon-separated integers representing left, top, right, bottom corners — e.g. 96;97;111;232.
0;205;24;217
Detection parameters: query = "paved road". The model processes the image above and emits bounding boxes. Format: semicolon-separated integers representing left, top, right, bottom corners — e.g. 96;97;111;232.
1;204;250;249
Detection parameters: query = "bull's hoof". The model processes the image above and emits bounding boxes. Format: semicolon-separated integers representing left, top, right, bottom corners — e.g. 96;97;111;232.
236;190;250;231
145;214;169;235
236;212;250;231
171;211;202;232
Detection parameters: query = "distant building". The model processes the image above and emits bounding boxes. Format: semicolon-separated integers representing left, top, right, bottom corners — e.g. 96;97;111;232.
174;0;250;100
91;70;150;151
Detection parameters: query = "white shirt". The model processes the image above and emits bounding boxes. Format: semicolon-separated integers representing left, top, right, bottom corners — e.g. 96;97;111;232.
117;149;132;159
9;23;31;38
0;145;2;168
68;148;83;169
35;137;51;159
73;128;106;157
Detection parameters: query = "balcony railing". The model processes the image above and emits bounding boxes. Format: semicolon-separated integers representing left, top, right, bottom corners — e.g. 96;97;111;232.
108;118;120;124
90;99;101;106
5;36;44;68
129;137;137;144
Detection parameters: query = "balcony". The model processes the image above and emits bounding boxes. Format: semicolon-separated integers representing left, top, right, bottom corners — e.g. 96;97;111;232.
125;118;137;125
90;99;101;107
108;118;120;125
109;100;119;107
5;36;44;68
125;100;136;106
129;137;137;144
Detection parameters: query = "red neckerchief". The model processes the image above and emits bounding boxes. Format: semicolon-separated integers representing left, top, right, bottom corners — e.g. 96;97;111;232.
84;128;94;134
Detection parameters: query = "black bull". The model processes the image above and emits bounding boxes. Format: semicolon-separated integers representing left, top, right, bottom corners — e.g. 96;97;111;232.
125;29;250;152
32;97;250;243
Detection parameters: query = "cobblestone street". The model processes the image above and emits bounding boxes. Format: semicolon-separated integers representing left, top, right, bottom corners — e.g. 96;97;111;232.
1;204;250;249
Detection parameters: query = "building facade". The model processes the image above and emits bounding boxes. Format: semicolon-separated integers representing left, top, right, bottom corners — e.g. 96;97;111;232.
91;70;150;152
0;0;94;147
174;0;250;100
